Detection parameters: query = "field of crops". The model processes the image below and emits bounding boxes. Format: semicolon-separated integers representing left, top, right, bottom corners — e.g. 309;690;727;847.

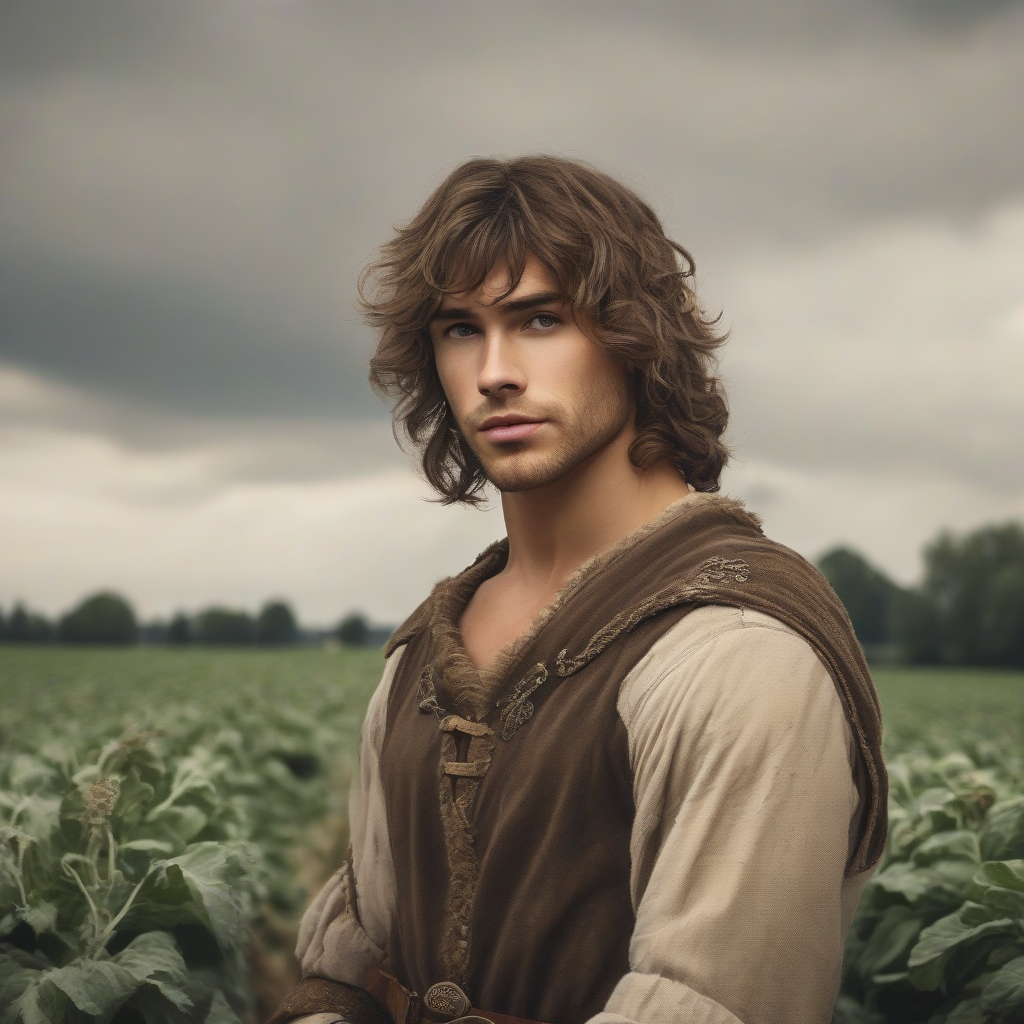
2;647;1023;1024
0;648;382;1024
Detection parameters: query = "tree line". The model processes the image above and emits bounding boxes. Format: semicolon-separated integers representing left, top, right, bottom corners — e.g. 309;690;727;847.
818;520;1024;668
2;519;1021;665
0;595;390;649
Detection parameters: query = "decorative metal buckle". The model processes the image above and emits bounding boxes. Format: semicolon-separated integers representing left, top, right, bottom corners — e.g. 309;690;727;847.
421;980;471;1022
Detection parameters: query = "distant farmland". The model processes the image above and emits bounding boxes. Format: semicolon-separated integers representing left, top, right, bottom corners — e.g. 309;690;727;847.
1;648;1022;1023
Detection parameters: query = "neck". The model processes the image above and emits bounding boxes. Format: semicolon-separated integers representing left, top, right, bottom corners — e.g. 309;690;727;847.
498;428;693;594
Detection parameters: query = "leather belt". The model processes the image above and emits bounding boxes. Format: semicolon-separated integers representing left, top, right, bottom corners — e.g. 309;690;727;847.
364;966;548;1024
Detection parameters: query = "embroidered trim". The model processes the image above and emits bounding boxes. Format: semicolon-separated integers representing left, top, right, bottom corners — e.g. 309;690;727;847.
495;663;548;741
555;556;751;677
692;555;750;586
418;665;446;720
437;727;493;986
412;496;762;715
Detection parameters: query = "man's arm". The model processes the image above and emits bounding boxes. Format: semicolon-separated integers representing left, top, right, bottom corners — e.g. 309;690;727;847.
593;606;871;1024
268;650;402;1024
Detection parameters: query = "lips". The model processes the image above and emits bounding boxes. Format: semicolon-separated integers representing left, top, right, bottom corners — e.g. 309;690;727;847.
478;414;545;443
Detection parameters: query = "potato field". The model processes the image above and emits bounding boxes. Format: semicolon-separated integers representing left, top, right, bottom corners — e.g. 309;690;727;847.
1;648;1023;1024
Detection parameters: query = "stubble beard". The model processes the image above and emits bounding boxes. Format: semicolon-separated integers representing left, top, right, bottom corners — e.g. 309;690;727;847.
463;383;633;494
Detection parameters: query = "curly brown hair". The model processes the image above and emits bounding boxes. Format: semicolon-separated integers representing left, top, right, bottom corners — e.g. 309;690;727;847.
362;155;729;505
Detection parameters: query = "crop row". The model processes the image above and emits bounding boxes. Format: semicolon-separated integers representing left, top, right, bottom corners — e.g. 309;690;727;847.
2;666;1022;1023
839;739;1024;1023
0;691;358;1024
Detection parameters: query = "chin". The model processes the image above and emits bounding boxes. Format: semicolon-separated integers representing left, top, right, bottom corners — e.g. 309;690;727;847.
483;452;578;493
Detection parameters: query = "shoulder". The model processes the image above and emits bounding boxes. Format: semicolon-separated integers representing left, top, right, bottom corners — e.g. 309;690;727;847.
619;606;854;766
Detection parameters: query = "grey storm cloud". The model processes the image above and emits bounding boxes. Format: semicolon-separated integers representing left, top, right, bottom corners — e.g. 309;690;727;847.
0;248;381;417
1;0;1023;427
2;0;1023;618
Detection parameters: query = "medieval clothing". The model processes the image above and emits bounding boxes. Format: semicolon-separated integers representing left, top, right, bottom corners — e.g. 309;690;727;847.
271;494;886;1024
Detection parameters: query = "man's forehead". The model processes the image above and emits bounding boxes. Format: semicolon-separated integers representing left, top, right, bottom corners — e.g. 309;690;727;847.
447;255;560;308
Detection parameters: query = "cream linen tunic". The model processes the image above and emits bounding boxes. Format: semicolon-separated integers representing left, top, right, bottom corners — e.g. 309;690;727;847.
294;605;871;1024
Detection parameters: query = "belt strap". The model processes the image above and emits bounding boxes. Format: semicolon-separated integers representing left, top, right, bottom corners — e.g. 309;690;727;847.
364;966;548;1024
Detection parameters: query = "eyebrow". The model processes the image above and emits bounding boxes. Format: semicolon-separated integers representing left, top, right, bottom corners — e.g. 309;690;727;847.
431;290;564;322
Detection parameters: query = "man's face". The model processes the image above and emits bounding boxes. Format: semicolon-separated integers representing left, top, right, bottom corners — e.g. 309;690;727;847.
429;255;632;493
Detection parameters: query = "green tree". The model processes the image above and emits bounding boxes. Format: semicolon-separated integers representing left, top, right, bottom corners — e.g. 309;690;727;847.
817;547;899;645
194;607;255;645
921;521;1024;667
58;592;137;645
256;600;298;645
336;612;369;647
167;612;192;645
4;603;55;643
889;587;942;664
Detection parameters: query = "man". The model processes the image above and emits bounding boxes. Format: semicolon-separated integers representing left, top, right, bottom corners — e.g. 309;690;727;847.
270;156;886;1024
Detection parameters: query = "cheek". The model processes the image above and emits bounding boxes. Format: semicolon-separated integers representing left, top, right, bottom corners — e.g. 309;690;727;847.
557;339;628;409
530;334;614;391
590;346;627;394
434;348;473;409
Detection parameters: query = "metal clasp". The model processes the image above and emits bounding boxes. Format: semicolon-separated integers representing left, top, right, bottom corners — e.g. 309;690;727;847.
421;980;471;1022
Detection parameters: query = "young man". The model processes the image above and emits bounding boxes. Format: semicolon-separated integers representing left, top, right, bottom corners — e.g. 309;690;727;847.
270;157;886;1024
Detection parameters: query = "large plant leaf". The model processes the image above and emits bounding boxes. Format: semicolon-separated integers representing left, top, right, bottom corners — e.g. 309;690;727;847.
980;798;1024;861
146;757;221;819
18;899;58;937
9;798;62;848
981;955;1024;1016
944;997;987;1023
202;990;243;1024
25;958;143;1021
11;977;68;1024
913;830;981;866
151;844;255;952
916;787;971;828
969;861;1024;923
873;859;979;913
96;739;166;789
112;770;156;836
113;931;191;1011
978;886;1024;921
7;757;56;796
125;986;191;1024
908;911;1016;990
138;806;209;847
854;904;924;979
0;951;39;1024
978;860;1024;894
832;994;885;1024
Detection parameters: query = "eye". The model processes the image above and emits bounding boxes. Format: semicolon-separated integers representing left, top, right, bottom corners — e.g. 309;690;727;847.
444;323;478;340
527;314;560;331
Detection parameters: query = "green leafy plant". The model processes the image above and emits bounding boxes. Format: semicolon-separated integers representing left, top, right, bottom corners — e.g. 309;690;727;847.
0;691;359;1024
839;744;1024;1023
0;732;262;1023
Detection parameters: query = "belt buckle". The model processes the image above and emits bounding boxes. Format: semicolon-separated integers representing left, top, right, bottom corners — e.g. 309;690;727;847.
421;981;489;1023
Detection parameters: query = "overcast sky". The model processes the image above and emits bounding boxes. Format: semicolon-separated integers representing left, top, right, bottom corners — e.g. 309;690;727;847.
1;0;1023;624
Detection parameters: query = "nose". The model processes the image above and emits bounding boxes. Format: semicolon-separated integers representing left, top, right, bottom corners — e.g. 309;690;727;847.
477;330;525;397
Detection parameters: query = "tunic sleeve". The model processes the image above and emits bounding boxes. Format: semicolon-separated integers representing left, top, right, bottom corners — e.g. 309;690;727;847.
271;650;401;1024
591;607;872;1024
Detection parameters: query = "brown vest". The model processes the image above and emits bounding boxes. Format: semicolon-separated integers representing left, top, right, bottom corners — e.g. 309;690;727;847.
378;497;887;1024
